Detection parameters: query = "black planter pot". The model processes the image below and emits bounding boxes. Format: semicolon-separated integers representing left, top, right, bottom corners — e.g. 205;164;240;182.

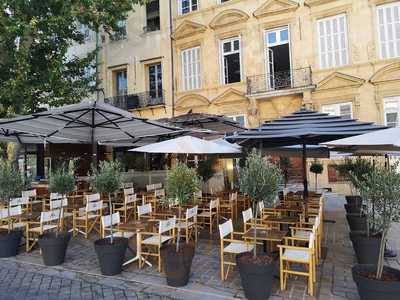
346;214;367;231
94;237;128;276
38;232;71;266
345;196;362;206
344;204;364;214
237;252;274;300
0;229;23;258
161;243;195;287
352;264;400;300
350;234;381;265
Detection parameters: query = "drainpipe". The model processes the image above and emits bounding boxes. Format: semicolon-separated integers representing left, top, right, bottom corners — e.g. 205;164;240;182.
169;0;175;117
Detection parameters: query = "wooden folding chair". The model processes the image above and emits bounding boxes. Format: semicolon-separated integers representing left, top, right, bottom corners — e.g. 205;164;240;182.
278;230;317;296
219;219;254;281
219;192;237;221
26;209;62;252
198;198;219;236
72;200;103;238
242;207;267;233
113;188;138;222
49;197;73;231
177;205;198;243
101;212;135;239
140;217;176;271
137;203;153;220
0;205;26;231
9;196;29;213
22;189;41;212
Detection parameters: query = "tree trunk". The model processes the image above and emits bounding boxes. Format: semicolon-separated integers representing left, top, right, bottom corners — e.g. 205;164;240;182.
253;202;258;257
108;193;113;244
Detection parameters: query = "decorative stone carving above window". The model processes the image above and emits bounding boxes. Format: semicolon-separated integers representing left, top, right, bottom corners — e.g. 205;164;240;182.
304;0;337;7
254;0;299;18
172;20;207;40
316;72;365;91
370;62;400;85
209;9;250;30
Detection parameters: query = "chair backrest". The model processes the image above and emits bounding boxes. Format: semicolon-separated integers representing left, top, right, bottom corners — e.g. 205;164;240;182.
50;198;68;210
242;207;253;223
9;196;29;207
230;192;238;201
22;189;36;198
159;217;176;234
123;182;133;189
123;187;134;196
50;192;63;200
40;209;62;223
101;212;121;229
86;200;103;213
0;205;22;219
210;198;219;209
138;203;152;216
258;201;265;211
309;231;315;249
186;205;198;220
126;194;137;204
193;190;202;199
154;189;165;198
86;193;100;203
219;219;233;239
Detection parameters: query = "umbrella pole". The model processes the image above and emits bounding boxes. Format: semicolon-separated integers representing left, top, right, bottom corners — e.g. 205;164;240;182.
91;108;97;168
302;143;308;202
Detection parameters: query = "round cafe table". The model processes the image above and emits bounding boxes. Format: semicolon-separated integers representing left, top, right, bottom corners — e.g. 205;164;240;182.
119;220;156;268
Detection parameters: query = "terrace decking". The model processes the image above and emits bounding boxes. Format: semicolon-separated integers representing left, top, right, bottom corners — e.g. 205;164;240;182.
1;193;399;300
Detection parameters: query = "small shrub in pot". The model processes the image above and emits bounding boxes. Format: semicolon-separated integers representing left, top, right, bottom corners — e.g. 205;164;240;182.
162;162;201;287
91;161;128;276
237;149;283;300
0;160;24;257
38;167;75;266
309;161;323;192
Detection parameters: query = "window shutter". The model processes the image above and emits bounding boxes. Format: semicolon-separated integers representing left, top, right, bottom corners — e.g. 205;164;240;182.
182;47;201;91
377;3;400;59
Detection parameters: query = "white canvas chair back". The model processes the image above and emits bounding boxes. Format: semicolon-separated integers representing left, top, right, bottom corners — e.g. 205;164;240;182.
123;182;133;189
230;192;238;201
154;189;165;198
22;189;36;198
9;196;29;207
102;212;121;229
138;203;152;216
50;198;68;210
0;205;22;219
159;217;176;234
210;198;219;209
50;192;63;200
86;193;100;203
186;206;198;220
154;183;162;190
126;194;137;204
258;201;265;214
86;200;103;213
146;183;162;192
242;208;253;224
283;187;289;197
41;209;62;223
309;231;315;249
123;188;134;196
193;190;202;199
219;219;233;239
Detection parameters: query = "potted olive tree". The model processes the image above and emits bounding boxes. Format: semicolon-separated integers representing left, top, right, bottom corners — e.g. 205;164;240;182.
38;167;75;266
310;161;323;192
237;150;283;300
0;160;24;257
91;161;127;276
197;157;215;193
352;164;400;299
162;162;201;287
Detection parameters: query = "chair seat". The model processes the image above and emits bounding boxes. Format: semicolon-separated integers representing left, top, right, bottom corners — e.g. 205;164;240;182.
293;230;311;239
115;205;135;211
282;249;310;262
177;221;195;228
0;222;26;230
142;235;173;245
76;214;100;220
105;231;135;239
64;212;73;218
224;242;254;254
29;224;58;233
198;211;215;218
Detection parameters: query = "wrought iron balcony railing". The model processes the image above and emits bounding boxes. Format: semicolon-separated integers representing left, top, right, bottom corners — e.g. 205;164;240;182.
246;67;313;95
105;90;165;110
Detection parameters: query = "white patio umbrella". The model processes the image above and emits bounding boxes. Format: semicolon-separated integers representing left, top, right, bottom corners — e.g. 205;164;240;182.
323;127;399;153
129;136;241;154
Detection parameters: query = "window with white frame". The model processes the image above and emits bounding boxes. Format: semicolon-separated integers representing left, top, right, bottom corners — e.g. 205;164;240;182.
179;0;198;15
384;97;400;127
227;115;246;127
182;47;201;91
321;102;353;119
317;14;349;69
220;37;242;84
377;2;400;59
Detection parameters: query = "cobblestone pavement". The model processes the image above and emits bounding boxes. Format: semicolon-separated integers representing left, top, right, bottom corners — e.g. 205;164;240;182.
2;193;399;299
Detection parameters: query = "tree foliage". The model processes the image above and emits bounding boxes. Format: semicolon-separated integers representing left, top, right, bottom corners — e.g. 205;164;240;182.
197;158;216;183
0;0;145;116
0;159;23;203
49;167;75;196
90;160;122;194
310;162;323;174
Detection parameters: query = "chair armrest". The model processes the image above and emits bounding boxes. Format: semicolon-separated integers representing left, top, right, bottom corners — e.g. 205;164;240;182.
277;244;313;252
222;238;249;244
290;226;313;232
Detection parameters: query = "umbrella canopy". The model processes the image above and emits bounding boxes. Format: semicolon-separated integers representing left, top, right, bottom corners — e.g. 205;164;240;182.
263;145;330;158
323;127;399;153
158;112;243;134
226;108;386;196
0;127;77;144
129;136;241;154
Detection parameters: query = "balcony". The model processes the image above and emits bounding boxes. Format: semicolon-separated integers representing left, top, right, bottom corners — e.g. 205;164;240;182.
105;90;165;111
246;67;314;98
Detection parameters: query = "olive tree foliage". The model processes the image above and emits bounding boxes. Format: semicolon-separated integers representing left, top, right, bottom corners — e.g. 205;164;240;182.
350;163;400;279
89;160;122;244
239;149;283;257
0;159;23;232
